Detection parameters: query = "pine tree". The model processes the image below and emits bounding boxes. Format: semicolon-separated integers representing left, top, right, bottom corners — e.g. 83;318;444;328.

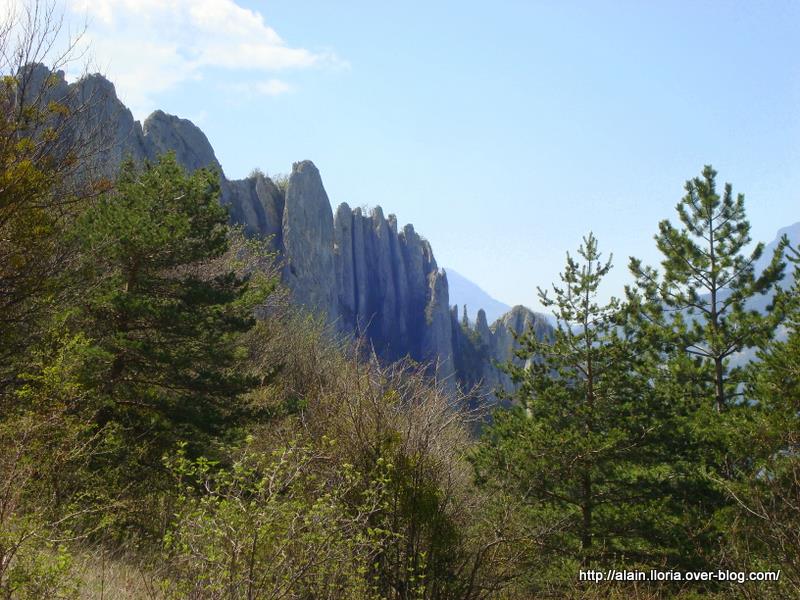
627;165;786;412
622;165;789;573
734;246;800;590
473;234;666;583
68;154;271;491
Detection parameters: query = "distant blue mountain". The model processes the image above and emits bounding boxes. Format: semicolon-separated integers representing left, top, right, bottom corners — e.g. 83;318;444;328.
751;221;800;310
444;268;511;325
725;222;798;366
692;222;799;314
718;222;800;315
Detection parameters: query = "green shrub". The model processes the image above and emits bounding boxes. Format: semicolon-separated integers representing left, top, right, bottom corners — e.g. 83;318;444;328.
161;439;390;600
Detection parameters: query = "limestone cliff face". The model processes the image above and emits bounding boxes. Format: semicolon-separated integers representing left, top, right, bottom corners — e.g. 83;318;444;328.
423;270;456;389
332;204;454;384
19;65;149;176
225;173;284;249
142;111;221;172
453;305;553;400
281;161;338;319
488;305;552;392
31;66;549;394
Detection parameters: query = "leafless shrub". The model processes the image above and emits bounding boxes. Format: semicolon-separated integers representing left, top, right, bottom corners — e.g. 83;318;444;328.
238;300;544;599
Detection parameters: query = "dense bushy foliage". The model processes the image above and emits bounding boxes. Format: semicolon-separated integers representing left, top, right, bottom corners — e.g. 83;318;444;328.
474;170;795;599
473;234;676;592
1;47;523;595
2;6;799;599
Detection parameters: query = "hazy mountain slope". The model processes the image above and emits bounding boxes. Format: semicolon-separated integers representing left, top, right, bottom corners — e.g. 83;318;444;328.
724;222;798;367
444;268;511;325
699;222;799;315
747;221;800;313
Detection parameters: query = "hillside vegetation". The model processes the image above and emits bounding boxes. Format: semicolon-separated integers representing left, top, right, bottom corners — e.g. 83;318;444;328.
2;5;799;599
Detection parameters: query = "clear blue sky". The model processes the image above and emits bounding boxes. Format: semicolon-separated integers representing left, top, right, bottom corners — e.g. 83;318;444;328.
55;0;800;310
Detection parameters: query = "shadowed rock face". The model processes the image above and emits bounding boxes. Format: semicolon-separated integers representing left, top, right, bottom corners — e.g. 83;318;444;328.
142;111;221;173
31;66;552;396
484;305;552;393
451;304;553;402
332;204;454;386
225;173;284;249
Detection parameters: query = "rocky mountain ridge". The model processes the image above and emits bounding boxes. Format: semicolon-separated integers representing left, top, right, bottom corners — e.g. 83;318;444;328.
445;269;511;325
27;64;552;398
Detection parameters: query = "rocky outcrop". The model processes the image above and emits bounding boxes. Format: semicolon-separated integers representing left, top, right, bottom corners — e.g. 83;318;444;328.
225;173;284;248
422;270;456;389
142;110;221;173
26;65;545;397
332;204;455;385
17;64;149;177
334;203;357;329
489;305;552;392
453;304;553;401
281;161;338;318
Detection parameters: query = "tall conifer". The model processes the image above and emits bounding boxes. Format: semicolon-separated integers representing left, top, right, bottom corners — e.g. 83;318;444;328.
70;154;270;490
627;165;786;412
474;234;666;585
